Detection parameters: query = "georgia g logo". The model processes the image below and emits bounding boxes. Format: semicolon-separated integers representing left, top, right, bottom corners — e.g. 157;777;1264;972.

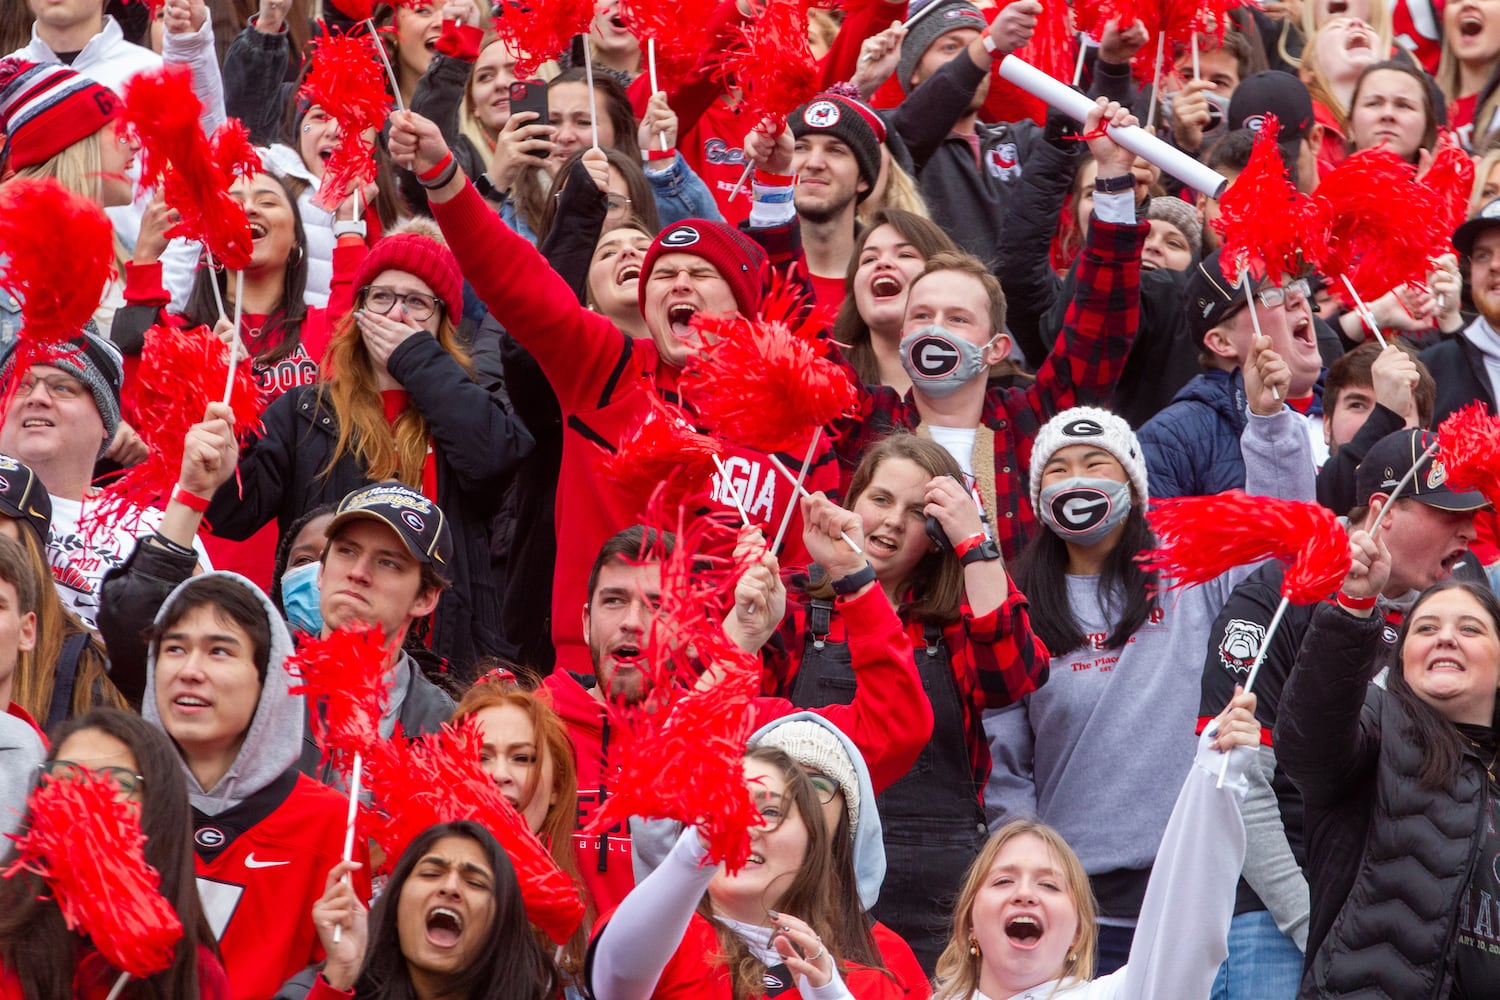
661;225;700;247
1061;417;1104;438
1047;485;1112;535
906;336;961;379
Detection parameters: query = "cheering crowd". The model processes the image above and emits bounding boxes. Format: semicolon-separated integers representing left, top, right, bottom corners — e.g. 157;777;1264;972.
3;0;1500;995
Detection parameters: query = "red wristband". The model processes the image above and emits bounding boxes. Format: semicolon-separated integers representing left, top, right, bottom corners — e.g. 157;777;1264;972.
753;168;795;186
1337;592;1377;611
171;485;211;513
952;532;987;559
417;151;454;182
643;147;676;161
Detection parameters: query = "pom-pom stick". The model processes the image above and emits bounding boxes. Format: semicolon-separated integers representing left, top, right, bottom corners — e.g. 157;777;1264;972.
771;427;822;555
362;718;586;943
1436;404;1500;510
646;38;669;151
1144;32;1165;130
1337;273;1388;348
1191;31;1199;79
767;454;862;553
1073;40;1087;85
1240;276;1280;402
1370;437;1441;538
0;178;117;350
583;34;602;150
712;455;752;526
223;270;246;405
106;973;131;1000
332;750;363;944
997;53;1227;197
363;19;405;111
3;770;183;978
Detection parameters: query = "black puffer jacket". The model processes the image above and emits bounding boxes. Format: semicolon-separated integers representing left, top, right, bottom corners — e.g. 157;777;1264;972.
203;332;534;679
1276;603;1488;1000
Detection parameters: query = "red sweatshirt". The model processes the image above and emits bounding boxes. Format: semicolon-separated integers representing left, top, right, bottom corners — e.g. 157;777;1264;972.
538;583;931;915
430;180;843;676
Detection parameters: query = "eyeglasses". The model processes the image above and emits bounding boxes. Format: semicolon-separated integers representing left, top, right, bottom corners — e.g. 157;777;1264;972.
38;760;145;796
1250;277;1311;310
17;373;86;401
805;770;840;805
605;193;632;217
360;285;441;322
752;790;793;831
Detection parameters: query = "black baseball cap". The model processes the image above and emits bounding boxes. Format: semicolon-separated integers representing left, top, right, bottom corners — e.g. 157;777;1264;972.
1227;71;1315;178
327;481;454;571
1355;428;1489;511
1451;196;1500;257
0;454;50;544
1182;249;1266;345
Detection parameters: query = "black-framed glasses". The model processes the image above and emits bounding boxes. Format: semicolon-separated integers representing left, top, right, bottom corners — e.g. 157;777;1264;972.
804;770;840;805
752;790;793;830
359;285;441;322
38;759;145;796
17;373;85;401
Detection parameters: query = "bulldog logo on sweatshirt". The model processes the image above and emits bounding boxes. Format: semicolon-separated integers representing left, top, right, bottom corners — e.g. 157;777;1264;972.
1219;618;1266;674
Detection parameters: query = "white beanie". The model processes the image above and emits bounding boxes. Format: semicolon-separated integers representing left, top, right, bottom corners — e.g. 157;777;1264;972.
754;719;861;840
1028;406;1150;512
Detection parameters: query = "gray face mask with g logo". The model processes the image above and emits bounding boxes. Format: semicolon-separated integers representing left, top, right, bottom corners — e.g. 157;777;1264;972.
899;325;990;398
1037;477;1133;545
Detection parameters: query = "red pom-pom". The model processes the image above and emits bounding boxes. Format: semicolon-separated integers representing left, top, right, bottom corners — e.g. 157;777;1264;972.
1317;145;1444;306
285;625;393;768
582;512;764;870
299;29;394;210
490;0;597;80
681;281;854;454
362;717;586;944
333;0;377;20
712;0;820;129
1003;0;1075;83
0;178;116;347
1212;115;1328;286
1140;492;1351;605
82;324;263;542
1420;132;1476;248
605;394;724;511
4;771;183;978
621;0;713;91
1437;404;1500;509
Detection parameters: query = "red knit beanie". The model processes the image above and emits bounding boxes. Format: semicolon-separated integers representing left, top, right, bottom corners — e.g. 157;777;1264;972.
0;58;121;175
638;220;767;318
352;232;464;322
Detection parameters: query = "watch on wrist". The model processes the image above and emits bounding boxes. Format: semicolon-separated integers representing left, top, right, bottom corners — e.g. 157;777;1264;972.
831;563;877;596
332;218;366;239
959;538;1002;566
1094;173;1134;194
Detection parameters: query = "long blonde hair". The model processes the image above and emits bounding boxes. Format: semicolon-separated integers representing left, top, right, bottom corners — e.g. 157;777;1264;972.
857;153;930;226
13;132;128;267
7;523;124;723
932;821;1098;1000
318;261;476;484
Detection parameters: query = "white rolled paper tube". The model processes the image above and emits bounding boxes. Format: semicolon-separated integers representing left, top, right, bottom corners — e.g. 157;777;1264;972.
997;54;1228;200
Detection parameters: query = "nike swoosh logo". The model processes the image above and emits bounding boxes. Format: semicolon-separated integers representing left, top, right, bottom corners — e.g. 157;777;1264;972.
244;854;290;869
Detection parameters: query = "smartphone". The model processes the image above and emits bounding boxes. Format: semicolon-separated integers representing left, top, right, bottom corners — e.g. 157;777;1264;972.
924;473;970;555
508;79;550;157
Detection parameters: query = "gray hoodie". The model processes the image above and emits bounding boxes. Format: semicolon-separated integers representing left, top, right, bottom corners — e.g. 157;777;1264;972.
0;713;43;838
630;712;887;912
141;571;304;817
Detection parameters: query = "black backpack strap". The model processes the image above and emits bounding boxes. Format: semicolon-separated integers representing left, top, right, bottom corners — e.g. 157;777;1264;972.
46;631;91;730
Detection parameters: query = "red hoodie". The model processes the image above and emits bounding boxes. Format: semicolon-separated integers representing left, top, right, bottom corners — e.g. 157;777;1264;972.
538;583;932;915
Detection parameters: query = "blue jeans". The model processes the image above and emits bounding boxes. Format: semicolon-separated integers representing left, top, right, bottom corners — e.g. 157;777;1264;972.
1210;910;1304;1000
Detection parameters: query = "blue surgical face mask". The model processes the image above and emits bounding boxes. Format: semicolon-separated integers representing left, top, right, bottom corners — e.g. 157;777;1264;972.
281;561;323;635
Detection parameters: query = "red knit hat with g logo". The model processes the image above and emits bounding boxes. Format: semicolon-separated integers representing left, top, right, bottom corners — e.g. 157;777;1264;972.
637;220;767;318
0;58;121;175
352;231;464;321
